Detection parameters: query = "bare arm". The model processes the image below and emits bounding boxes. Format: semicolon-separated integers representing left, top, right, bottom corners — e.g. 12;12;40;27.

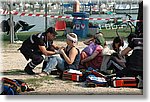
39;45;56;56
83;38;94;45
121;47;132;56
52;44;60;50
60;47;78;64
81;50;99;63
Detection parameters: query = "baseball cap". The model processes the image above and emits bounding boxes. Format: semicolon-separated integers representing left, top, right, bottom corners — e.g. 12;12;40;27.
46;27;58;35
95;34;105;47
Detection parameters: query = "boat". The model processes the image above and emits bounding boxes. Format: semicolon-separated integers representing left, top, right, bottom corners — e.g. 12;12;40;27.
115;4;139;14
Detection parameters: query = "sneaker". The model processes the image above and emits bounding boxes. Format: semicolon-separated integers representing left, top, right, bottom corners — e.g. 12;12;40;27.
24;66;35;75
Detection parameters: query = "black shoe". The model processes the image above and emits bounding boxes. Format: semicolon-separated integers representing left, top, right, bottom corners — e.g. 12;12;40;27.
24;66;35;75
58;71;63;79
42;61;47;72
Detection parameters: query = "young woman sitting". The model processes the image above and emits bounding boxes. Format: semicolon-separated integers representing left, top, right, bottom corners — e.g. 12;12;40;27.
79;33;105;70
39;33;80;76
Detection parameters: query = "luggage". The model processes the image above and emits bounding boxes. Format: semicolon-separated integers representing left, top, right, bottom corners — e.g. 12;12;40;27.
80;67;107;82
112;77;138;88
87;67;107;78
62;69;83;82
85;75;108;87
1;77;34;95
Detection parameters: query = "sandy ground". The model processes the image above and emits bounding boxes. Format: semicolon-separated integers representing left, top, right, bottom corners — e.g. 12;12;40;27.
1;41;143;95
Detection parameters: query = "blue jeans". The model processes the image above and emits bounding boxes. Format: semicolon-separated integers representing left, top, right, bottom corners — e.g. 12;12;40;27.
43;55;65;74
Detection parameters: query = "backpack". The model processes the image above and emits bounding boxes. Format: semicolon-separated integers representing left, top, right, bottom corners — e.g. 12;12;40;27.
1;77;34;95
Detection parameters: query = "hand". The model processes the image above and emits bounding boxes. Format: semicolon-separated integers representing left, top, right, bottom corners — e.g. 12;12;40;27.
59;47;65;54
54;50;59;54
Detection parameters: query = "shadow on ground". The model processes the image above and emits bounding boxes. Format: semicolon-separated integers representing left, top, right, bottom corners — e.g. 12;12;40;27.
2;69;26;75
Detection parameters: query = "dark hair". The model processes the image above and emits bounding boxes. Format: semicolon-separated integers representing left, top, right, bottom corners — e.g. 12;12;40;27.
112;37;124;51
127;33;137;44
45;27;57;35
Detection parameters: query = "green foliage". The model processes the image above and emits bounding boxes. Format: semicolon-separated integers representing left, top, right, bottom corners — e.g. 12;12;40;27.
2;32;39;42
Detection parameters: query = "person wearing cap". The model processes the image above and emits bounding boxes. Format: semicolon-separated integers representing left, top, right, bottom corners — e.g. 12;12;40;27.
39;33;80;76
80;32;105;70
19;27;59;75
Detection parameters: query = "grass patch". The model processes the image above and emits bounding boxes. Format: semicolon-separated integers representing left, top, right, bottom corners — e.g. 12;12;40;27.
3;69;25;75
25;76;55;84
2;32;39;47
63;80;73;83
24;76;55;87
1;29;129;46
2;32;39;42
3;69;55;87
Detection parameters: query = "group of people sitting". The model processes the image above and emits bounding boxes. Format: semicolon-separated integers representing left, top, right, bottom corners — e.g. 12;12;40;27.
19;27;143;79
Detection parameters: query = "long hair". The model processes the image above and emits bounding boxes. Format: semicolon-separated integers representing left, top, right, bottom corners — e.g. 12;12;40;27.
112;37;124;51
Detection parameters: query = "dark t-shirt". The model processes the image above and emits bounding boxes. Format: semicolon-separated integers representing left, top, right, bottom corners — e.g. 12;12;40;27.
128;38;143;49
20;33;53;60
127;38;143;71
